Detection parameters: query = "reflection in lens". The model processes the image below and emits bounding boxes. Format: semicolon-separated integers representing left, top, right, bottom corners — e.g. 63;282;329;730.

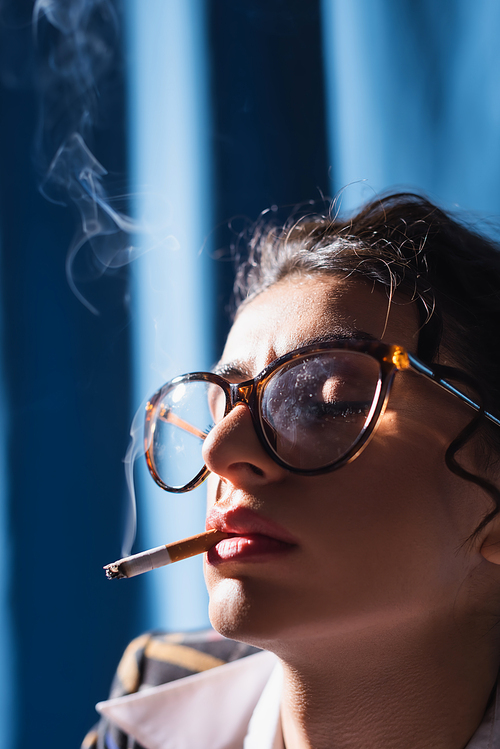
150;379;226;490
261;351;380;470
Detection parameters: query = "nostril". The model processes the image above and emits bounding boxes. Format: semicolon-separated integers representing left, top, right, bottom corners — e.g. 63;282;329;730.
227;462;265;477
249;464;265;477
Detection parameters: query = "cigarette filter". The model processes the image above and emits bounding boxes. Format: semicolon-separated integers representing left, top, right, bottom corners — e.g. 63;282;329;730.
104;528;229;580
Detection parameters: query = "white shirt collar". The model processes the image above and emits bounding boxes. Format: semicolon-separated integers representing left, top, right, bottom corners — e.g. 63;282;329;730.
243;659;284;749
97;650;281;749
97;650;500;749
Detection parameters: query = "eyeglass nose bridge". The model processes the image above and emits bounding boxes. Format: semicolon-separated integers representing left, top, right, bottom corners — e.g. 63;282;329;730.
228;380;256;410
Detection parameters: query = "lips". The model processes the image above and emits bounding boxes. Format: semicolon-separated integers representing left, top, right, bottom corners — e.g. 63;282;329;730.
205;506;298;565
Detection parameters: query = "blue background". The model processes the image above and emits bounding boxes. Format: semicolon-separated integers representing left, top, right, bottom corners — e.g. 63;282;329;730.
0;1;499;746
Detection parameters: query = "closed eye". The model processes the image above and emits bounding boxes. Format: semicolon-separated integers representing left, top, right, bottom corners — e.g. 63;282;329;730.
312;401;371;419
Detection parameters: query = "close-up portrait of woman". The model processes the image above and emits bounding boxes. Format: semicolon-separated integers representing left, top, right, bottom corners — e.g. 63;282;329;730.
2;2;500;749
89;194;500;749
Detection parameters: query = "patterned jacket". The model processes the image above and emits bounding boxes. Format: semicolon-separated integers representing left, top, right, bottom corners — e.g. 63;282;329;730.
81;630;261;749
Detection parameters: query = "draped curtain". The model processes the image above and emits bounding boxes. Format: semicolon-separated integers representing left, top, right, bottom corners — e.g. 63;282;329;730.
0;2;499;747
322;0;500;215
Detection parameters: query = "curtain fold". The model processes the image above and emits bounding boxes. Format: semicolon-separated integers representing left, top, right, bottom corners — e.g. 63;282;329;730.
1;2;500;747
321;0;500;215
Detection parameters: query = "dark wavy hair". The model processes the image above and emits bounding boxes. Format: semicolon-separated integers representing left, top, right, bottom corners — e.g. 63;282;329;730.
234;193;500;536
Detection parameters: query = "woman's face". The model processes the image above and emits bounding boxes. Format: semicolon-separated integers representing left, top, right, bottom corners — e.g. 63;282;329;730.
202;274;491;652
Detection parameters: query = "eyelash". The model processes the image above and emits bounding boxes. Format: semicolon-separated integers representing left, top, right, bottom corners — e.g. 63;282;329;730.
307;401;370;419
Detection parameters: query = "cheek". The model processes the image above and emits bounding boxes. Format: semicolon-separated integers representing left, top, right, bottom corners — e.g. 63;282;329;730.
291;420;474;585
337;420;483;571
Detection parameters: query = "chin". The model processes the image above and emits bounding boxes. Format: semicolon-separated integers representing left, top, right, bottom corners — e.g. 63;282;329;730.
206;577;285;650
208;577;262;645
206;576;327;652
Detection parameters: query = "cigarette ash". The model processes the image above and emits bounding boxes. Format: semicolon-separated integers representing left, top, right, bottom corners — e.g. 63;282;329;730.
103;563;125;580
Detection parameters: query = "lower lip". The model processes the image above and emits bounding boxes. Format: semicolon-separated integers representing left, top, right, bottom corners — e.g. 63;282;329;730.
207;534;296;565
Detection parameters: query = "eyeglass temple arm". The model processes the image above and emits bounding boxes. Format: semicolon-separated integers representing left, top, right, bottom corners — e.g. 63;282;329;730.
407;353;500;428
159;410;208;440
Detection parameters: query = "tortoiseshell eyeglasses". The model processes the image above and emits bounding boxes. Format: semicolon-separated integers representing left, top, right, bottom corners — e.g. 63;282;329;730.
144;339;500;493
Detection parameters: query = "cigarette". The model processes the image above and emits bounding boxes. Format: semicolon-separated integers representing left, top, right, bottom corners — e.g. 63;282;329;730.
104;528;229;580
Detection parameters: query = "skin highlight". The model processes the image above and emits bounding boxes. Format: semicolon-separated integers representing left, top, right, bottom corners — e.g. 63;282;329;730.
203;273;500;749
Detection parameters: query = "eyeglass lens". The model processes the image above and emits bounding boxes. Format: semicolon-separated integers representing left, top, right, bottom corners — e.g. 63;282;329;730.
149;380;218;490
260;352;380;470
148;351;382;491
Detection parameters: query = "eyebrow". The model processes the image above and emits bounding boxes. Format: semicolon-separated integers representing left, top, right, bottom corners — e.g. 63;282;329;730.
296;330;377;347
212;330;378;380
212;362;253;380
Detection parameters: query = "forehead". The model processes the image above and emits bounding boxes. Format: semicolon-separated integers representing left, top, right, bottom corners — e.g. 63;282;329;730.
221;275;419;374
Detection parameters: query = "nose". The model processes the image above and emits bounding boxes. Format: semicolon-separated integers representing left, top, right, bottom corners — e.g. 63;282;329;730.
202;403;288;489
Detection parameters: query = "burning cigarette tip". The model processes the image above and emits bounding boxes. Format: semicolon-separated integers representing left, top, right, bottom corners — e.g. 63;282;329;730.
104;564;126;580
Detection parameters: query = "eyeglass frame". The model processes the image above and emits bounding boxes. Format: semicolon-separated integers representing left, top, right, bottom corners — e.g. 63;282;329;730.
144;339;500;494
